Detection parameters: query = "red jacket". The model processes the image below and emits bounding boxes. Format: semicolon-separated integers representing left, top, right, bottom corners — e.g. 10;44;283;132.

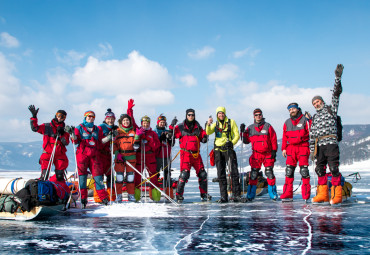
30;118;70;156
73;124;104;157
242;121;277;153
137;128;160;155
170;121;207;153
282;114;310;150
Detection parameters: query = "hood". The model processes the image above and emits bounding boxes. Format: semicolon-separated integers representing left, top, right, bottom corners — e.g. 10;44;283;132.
216;106;226;121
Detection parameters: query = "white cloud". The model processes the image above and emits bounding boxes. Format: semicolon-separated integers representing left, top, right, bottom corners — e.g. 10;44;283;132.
179;74;197;87
72;50;173;95
233;47;261;59
94;42;113;58
207;64;239;82
0;32;20;48
188;46;215;60
54;49;86;66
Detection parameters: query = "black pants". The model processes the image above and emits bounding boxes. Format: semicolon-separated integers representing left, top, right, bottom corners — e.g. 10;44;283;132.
315;144;340;176
215;149;241;199
156;157;171;185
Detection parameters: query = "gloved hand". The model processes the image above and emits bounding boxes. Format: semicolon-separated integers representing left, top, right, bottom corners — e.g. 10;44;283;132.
64;125;75;135
271;150;277;160
28;105;39;118
159;132;166;142
166;130;173;140
171;117;178;127
133;141;140;151
225;141;233;149
109;129;118;137
240;123;246;133
335;64;344;78
136;128;145;137
201;135;208;143
116;153;125;163
128;99;135;110
57;126;65;136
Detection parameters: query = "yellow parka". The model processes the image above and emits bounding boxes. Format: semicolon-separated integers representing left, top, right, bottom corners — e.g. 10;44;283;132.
206;106;239;151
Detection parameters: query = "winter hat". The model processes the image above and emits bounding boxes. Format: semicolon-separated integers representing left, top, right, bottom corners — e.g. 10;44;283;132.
141;115;151;123
253;108;262;115
287;103;299;110
186;108;195;116
84;110;95;119
157;114;167;125
312;95;324;104
105;108;116;120
55;110;67;119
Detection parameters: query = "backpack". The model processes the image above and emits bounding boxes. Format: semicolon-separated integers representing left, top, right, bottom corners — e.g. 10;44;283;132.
37;180;57;204
0;195;19;213
313;106;343;142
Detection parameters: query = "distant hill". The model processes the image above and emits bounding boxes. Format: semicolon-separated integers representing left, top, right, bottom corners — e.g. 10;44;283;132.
1;124;369;171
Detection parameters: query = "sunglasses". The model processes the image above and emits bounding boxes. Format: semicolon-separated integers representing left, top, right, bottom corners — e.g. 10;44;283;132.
87;115;95;118
187;114;195;117
254;114;262;117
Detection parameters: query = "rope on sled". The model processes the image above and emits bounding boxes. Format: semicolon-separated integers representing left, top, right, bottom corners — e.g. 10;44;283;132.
173;214;210;254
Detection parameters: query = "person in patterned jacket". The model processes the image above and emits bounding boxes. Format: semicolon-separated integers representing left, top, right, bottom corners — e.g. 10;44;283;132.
310;64;344;205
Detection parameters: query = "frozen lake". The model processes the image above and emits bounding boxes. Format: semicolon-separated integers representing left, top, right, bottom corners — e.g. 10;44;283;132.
0;162;369;254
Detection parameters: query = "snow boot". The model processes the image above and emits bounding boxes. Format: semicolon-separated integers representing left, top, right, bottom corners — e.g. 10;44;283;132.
330;185;342;205
101;198;109;205
247;185;257;201
233;196;247;203
217;197;228;203
134;188;141;201
301;178;311;201
116;194;123;203
280;177;294;201
165;187;174;199
107;187;116;202
268;185;278;200
200;193;212;202
176;194;184;203
128;194;136;202
312;185;329;204
150;188;161;202
81;198;87;209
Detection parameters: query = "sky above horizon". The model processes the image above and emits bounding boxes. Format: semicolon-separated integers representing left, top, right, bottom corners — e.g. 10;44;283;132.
1;1;370;142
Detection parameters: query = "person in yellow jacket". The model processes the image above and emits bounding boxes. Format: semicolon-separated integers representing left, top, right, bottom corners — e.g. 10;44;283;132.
206;106;244;203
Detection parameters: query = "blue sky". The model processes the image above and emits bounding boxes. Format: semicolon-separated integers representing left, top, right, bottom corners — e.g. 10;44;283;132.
1;1;369;142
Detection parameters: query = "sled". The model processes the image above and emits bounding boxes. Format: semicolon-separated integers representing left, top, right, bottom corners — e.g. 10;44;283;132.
0;204;65;221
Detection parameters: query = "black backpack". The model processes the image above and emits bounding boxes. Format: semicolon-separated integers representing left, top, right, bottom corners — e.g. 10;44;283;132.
313;106;343;142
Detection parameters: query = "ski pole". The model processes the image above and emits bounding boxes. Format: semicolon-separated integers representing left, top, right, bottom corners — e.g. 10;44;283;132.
166;142;171;199
205;118;210;196
67;136;81;207
240;136;245;198
110;131;115;205
45;135;59;181
162;143;165;203
125;160;179;206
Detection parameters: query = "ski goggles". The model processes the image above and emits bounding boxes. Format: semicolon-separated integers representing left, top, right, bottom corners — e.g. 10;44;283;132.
84;111;96;119
56;112;66;120
141;116;151;123
157;115;166;122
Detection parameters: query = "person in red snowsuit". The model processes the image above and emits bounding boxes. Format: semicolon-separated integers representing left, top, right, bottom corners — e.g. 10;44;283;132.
126;99;161;201
67;110;108;208
28;105;70;201
241;108;278;201
280;103;311;201
169;109;210;202
96;108;118;202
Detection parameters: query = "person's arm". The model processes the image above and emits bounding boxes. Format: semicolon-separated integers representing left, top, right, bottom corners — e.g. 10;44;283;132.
331;64;344;116
269;126;278;151
230;119;240;145
281;123;287;151
127;99;139;130
242;127;250;144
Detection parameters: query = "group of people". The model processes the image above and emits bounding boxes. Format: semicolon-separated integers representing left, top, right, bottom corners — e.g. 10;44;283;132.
29;64;345;206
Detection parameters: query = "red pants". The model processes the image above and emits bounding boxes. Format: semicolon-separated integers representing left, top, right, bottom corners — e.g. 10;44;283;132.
180;151;204;174
39;153;68;170
249;151;274;169
135;152;159;188
76;153;103;177
286;146;310;166
99;153;112;176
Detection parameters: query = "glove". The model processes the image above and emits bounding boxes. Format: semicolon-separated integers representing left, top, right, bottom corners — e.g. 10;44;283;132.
271;150;277;160
28;105;39;118
133;141;140;151
240;123;246;133
116;153;125;163
166;130;173;140
136;128;144;137
225;141;233;149
201;135;208;143
64;125;75;135
171;118;178;127
159;132;166;142
128;99;135;110
335;64;344;78
57;126;65;136
109;129;118;137
102;134;112;144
